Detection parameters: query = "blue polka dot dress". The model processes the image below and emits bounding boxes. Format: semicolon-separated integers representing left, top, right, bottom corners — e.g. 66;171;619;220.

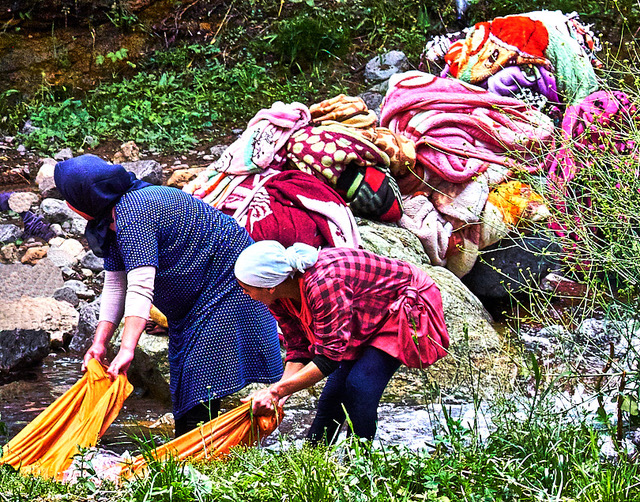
103;186;283;419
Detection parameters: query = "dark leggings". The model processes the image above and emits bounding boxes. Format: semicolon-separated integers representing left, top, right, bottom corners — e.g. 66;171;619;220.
174;399;221;438
307;346;401;445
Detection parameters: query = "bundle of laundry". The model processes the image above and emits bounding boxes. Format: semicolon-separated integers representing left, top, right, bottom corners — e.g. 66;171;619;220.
547;90;639;239
208;101;311;176
285;123;404;221
0;360;132;480
423;10;601;108
380;71;554;186
381;71;554;276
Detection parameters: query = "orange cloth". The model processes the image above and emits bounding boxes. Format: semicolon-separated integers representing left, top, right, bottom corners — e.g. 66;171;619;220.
487;180;549;227
0;359;133;480
120;401;283;479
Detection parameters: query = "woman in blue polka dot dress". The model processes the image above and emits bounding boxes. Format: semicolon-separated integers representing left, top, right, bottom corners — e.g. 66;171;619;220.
54;154;283;437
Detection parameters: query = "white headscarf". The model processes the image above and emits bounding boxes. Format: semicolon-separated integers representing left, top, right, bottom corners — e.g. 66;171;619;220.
234;240;319;288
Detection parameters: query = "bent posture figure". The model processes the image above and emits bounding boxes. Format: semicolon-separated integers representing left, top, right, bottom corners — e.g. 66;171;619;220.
235;240;449;443
54;155;283;437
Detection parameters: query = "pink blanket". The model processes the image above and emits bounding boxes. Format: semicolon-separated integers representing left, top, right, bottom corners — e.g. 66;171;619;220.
214;101;311;175
379;71;554;184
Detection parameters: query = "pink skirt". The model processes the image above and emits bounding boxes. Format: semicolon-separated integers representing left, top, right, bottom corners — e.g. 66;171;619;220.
370;264;449;369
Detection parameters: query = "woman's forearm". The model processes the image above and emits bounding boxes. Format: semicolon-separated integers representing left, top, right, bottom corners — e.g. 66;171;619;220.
119;315;148;353
93;320;118;346
272;362;325;399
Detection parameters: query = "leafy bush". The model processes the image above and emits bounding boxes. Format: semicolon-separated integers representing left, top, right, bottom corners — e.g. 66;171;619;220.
15;54;350;154
271;14;351;67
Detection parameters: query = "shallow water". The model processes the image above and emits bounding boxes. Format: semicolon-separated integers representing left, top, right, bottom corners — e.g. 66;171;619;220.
1;353;477;457
0;353;174;455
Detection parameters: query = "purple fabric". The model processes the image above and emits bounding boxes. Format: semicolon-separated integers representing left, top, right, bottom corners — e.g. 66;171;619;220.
483;65;559;104
22;211;55;241
0;192;11;212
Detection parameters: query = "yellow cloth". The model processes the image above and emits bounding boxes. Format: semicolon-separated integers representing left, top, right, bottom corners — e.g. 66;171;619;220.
310;94;377;128
487;180;550;227
0;359;133;480
149;305;169;328
120;401;283;480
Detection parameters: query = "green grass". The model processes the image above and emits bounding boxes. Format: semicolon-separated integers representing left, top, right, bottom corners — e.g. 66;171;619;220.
4;49;352;155
2;402;639;501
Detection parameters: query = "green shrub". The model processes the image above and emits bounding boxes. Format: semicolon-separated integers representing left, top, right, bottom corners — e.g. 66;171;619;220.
272;14;351;66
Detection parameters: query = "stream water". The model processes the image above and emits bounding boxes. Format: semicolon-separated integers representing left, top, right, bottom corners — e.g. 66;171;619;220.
0;353;491;457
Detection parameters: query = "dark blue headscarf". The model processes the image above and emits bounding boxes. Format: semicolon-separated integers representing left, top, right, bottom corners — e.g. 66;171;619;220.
54;154;151;257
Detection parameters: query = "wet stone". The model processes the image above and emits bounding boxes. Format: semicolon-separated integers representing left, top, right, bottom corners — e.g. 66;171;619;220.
0;329;50;372
53;286;80;307
0;224;23;243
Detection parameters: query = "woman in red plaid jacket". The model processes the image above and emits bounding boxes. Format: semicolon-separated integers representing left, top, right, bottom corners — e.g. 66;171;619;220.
235;240;449;444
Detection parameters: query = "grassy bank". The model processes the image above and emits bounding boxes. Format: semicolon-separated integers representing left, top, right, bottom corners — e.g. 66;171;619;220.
2;400;639;501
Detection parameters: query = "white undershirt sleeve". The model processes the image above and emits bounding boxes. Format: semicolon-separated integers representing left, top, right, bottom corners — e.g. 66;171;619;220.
124;266;156;320
98;270;126;325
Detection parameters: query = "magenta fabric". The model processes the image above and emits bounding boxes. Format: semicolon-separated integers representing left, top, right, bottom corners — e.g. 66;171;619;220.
246;170;360;249
379;72;554;184
548;90;637;238
549;90;636;191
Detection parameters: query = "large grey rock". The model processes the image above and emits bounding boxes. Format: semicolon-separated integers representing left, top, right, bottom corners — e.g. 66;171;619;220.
121;160;163;185
124;332;171;404
0;296;79;348
0;224;23;244
358;218;511;395
364;50;410;83
69;298;101;353
0;329;50;372
110;327;171;403
0;258;64;301
80;250;104;272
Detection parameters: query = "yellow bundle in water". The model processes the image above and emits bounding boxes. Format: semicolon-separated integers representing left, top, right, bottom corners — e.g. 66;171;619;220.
120;401;283;480
0;359;132;480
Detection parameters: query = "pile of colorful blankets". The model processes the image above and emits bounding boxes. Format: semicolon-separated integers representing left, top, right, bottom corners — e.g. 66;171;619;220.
185;9;638;278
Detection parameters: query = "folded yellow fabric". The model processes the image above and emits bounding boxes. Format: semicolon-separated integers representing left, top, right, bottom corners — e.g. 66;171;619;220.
121;401;283;480
487;180;550;227
0;359;133;480
310;94;377;128
149;305;169;328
